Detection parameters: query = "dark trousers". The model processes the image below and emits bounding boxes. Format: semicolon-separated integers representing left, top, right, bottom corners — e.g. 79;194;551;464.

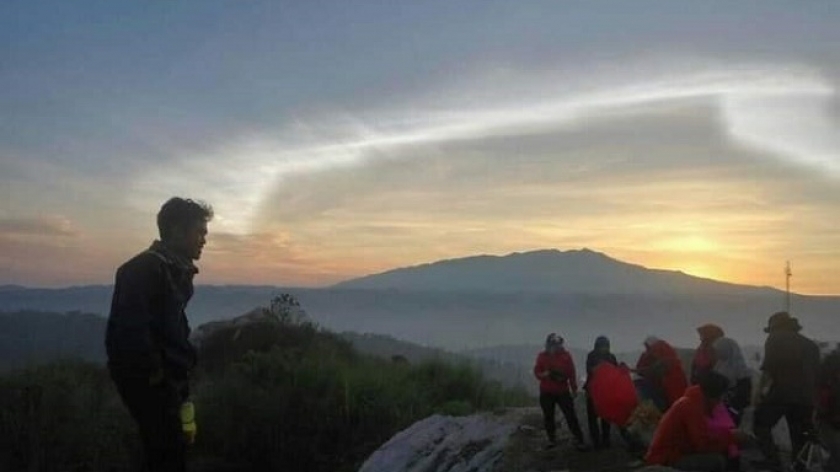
753;400;814;466
111;371;186;472
585;392;611;447
540;391;584;443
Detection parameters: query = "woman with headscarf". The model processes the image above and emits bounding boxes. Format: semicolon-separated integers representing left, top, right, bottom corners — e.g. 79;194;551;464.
534;332;588;450
691;324;725;385
585;335;618;449
636;336;688;411
711;336;753;425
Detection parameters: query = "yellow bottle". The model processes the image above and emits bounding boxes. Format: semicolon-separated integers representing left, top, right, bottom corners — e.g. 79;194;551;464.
180;401;197;445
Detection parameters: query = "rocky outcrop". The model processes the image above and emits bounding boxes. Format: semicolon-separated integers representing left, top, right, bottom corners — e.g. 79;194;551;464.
357;404;798;472
358;412;522;472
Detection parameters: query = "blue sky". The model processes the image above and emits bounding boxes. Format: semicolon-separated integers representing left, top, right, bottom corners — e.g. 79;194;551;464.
2;1;839;292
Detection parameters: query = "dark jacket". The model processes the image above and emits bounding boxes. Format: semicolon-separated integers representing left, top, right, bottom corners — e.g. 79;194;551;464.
819;349;840;428
761;330;821;406
106;241;197;381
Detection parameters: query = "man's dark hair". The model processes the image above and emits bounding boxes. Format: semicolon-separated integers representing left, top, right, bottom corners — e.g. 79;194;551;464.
157;197;213;241
698;371;730;400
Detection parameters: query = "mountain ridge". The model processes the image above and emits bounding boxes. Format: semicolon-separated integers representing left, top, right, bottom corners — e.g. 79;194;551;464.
331;247;782;296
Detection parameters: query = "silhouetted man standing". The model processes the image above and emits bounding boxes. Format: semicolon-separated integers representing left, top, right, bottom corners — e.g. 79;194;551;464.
106;197;212;472
753;311;820;472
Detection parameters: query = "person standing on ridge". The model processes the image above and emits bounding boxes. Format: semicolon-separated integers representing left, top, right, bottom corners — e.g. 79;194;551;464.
636;336;688;411
534;333;589;451
106;197;212;472
585;335;618;449
691;324;724;385
752;311;821;471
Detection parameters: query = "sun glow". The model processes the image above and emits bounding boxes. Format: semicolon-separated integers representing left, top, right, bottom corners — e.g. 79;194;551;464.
677;262;723;281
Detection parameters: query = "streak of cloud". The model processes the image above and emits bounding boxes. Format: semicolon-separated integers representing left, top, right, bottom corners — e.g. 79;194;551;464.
0;216;78;239
130;61;838;234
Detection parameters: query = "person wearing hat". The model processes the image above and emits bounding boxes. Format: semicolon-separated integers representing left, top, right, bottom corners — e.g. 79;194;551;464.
534;333;588;451
752;311;821;471
585;335;618;449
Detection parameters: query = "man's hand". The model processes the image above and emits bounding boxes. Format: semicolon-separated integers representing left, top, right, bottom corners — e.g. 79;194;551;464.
180;401;197;445
149;368;165;386
549;370;566;381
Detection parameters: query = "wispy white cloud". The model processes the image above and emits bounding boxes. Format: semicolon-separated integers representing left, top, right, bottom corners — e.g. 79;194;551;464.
0;216;78;239
130;60;838;234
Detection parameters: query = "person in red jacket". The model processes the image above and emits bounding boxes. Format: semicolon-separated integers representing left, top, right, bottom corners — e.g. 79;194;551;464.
646;372;749;471
534;333;588;450
636;336;688;410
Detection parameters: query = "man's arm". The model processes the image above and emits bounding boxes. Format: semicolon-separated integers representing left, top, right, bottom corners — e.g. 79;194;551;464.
756;337;778;402
534;354;549;380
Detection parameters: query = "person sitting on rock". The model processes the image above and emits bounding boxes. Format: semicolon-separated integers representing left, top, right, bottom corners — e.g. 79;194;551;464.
534;333;588;451
645;371;750;472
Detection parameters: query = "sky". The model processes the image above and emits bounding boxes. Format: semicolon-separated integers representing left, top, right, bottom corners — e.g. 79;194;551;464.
1;1;839;294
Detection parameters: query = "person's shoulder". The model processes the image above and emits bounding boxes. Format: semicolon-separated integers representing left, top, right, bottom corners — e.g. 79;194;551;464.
765;332;788;346
117;250;165;278
792;332;818;348
662;394;692;419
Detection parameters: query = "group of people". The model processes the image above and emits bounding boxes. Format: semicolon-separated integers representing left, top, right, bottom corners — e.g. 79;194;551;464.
104;196;838;472
533;314;840;471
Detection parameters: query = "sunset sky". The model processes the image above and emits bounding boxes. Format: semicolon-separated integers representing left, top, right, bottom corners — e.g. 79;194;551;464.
2;1;839;294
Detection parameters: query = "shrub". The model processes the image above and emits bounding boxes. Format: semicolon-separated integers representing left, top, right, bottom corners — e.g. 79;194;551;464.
0;360;137;472
0;297;533;472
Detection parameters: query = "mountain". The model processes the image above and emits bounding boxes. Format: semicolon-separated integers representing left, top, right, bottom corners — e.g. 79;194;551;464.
331;248;780;296
0;310;107;371
2;249;837;353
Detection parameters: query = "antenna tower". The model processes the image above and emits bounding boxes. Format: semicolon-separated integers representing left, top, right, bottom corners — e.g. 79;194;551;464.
785;261;792;312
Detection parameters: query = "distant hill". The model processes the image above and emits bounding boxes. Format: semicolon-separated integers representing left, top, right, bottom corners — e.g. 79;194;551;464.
0;310;107;371
331;248;781;296
1;285;837;353
1;249;837;353
0;309;532;391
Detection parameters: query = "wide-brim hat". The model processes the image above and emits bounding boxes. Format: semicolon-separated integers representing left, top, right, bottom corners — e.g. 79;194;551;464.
764;311;802;333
